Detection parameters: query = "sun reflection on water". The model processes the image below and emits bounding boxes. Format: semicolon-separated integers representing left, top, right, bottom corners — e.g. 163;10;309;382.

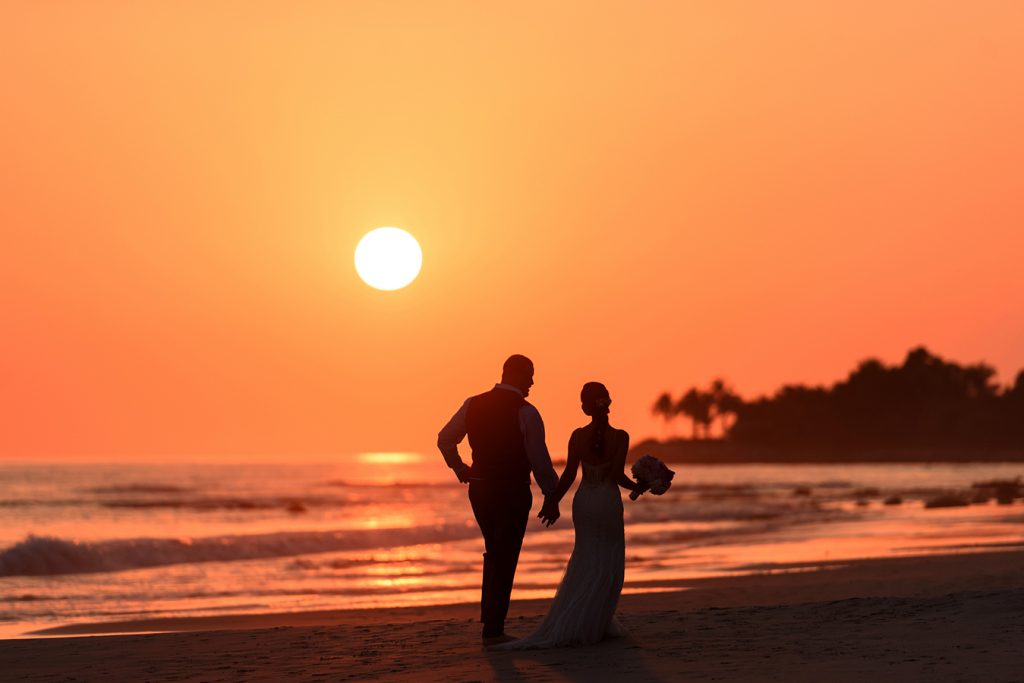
357;452;423;465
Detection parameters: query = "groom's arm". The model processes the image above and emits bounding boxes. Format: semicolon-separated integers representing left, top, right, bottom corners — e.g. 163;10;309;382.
437;399;472;482
518;403;558;497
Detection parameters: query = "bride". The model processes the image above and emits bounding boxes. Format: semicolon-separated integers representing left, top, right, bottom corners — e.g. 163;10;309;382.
498;381;644;649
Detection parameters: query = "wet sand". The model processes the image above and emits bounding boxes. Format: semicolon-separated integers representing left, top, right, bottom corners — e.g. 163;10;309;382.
2;549;1023;681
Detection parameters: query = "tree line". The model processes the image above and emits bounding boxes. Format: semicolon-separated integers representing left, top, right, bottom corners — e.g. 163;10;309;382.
653;347;1024;450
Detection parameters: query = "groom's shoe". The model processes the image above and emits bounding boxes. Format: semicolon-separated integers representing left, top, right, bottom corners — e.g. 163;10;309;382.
482;633;516;648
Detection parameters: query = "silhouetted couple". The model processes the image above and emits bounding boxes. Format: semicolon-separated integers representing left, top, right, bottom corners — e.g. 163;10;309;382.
438;354;644;648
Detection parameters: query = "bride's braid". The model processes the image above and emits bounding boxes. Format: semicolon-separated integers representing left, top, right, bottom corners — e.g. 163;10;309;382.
591;415;608;460
581;382;611;461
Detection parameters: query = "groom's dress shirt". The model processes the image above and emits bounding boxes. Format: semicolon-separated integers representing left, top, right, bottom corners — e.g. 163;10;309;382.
437;383;558;496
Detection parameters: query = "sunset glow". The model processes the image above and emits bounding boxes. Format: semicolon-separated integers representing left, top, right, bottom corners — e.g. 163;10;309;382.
1;3;1022;462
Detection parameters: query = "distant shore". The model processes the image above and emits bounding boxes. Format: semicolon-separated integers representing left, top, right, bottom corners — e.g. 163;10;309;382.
629;438;1024;464
3;549;1023;681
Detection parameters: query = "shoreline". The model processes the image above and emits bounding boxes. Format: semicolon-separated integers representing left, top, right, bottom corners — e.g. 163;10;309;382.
19;546;1024;638
3;549;1023;681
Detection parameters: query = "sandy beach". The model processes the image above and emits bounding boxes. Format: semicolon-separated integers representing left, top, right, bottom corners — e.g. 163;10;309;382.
3;548;1022;682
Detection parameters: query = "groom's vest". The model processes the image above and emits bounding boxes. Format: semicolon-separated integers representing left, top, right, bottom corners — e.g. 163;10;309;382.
466;388;531;486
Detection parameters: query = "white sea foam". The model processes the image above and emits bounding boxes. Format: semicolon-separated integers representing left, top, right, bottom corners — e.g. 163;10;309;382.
0;524;480;577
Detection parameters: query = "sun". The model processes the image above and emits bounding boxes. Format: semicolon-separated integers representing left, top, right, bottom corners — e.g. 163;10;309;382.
354;227;423;291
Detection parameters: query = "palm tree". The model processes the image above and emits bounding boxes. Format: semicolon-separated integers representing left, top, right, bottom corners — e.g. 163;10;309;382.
694;391;716;438
676;388;710;439
652;392;676;436
710;378;743;437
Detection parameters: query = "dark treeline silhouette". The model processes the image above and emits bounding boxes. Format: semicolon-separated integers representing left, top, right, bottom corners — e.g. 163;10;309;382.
648;347;1024;461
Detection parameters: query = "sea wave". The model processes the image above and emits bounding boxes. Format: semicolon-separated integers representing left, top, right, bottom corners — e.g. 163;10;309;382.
325;480;456;489
1;494;353;513
624;498;832;524
0;525;480;577
84;484;194;495
95;495;345;512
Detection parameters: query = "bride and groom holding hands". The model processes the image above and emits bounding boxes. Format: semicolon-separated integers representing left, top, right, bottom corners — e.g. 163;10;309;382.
437;354;659;649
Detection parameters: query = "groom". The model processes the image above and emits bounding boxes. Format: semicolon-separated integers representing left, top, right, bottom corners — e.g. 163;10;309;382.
437;354;561;645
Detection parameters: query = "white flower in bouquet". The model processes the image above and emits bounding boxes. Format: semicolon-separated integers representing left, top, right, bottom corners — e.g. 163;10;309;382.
629;455;675;500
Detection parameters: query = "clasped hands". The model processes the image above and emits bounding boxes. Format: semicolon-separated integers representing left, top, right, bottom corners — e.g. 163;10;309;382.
538;495;560;527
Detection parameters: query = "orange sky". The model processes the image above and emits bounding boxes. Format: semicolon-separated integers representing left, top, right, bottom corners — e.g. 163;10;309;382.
3;2;1023;460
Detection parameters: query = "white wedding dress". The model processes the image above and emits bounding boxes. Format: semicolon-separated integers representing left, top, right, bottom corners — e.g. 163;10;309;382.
498;458;625;649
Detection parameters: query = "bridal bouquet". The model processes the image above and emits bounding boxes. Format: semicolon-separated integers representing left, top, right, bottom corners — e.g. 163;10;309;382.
629;455;675;500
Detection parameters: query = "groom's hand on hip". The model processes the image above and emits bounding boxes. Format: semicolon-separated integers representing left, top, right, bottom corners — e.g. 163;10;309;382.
453;463;472;484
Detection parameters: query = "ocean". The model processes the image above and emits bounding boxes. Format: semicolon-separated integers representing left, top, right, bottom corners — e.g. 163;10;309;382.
1;455;1022;638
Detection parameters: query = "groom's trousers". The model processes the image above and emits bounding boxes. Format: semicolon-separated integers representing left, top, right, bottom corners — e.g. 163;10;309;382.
468;480;532;637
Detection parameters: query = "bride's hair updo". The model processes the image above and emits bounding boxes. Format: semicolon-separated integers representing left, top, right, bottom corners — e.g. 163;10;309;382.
580;382;611;460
